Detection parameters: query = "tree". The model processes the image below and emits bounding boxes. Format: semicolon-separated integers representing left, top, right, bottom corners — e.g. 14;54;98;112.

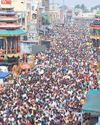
74;4;88;12
74;4;81;16
80;4;88;12
74;4;81;9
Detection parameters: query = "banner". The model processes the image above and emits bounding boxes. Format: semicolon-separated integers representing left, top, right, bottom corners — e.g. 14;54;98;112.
1;0;11;4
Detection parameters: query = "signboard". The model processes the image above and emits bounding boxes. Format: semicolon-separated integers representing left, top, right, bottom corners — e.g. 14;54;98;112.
1;0;11;4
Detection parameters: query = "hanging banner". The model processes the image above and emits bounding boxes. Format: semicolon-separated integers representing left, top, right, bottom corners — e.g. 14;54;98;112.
1;0;11;4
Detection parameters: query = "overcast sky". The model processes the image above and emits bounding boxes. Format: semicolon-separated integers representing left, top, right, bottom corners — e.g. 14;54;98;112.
50;0;100;8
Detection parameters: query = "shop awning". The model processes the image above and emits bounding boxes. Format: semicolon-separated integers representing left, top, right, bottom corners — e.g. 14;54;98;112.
0;71;11;79
0;29;26;36
82;90;100;114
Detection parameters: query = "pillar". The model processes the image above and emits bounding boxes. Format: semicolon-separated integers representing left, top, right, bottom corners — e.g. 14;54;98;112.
3;39;4;50
17;36;20;52
14;37;16;53
16;37;17;53
14;37;17;53
17;37;18;52
5;39;8;55
10;38;12;54
4;40;6;54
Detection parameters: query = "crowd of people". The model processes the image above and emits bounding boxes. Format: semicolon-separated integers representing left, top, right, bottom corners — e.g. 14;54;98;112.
0;20;99;125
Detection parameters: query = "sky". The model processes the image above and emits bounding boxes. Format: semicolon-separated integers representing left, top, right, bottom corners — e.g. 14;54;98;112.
50;0;100;8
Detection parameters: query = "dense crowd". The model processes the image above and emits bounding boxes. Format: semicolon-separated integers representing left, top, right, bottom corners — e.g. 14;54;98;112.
0;20;99;125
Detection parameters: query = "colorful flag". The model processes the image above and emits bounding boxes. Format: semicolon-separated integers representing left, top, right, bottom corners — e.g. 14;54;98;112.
1;0;11;4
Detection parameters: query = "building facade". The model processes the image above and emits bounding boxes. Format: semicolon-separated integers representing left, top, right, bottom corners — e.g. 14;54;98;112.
49;3;60;24
90;11;100;47
42;0;49;12
0;0;25;54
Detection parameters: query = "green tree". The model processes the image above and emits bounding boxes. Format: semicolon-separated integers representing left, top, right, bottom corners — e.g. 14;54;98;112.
74;4;81;16
74;4;81;9
80;4;88;12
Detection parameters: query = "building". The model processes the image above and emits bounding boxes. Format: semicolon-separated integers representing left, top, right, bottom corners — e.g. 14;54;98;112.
12;0;35;32
90;11;100;63
76;12;95;19
59;5;68;24
65;9;73;23
42;0;49;12
20;39;46;54
90;11;100;47
0;0;25;54
11;0;49;54
38;0;50;26
12;0;27;12
11;0;48;31
49;3;60;24
20;0;44;54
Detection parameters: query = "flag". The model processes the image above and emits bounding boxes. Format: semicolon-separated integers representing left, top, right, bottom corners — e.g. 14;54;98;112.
1;0;11;4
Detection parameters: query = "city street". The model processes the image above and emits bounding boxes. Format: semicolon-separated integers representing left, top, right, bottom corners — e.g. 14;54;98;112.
0;0;100;125
0;19;99;124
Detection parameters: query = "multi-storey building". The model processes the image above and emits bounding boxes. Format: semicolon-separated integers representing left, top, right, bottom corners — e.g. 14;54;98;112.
42;0;49;12
90;11;100;48
0;0;25;54
49;3;60;24
12;0;34;32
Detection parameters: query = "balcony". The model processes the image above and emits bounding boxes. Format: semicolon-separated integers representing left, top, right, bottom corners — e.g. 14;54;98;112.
0;11;15;15
0;23;21;29
0;16;18;22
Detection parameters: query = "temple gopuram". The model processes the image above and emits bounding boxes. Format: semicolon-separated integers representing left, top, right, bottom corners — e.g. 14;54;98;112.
90;11;100;48
0;0;26;54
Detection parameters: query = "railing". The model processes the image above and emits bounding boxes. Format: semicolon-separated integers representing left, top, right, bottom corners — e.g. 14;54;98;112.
0;11;15;15
0;17;18;21
0;23;21;28
90;20;100;25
